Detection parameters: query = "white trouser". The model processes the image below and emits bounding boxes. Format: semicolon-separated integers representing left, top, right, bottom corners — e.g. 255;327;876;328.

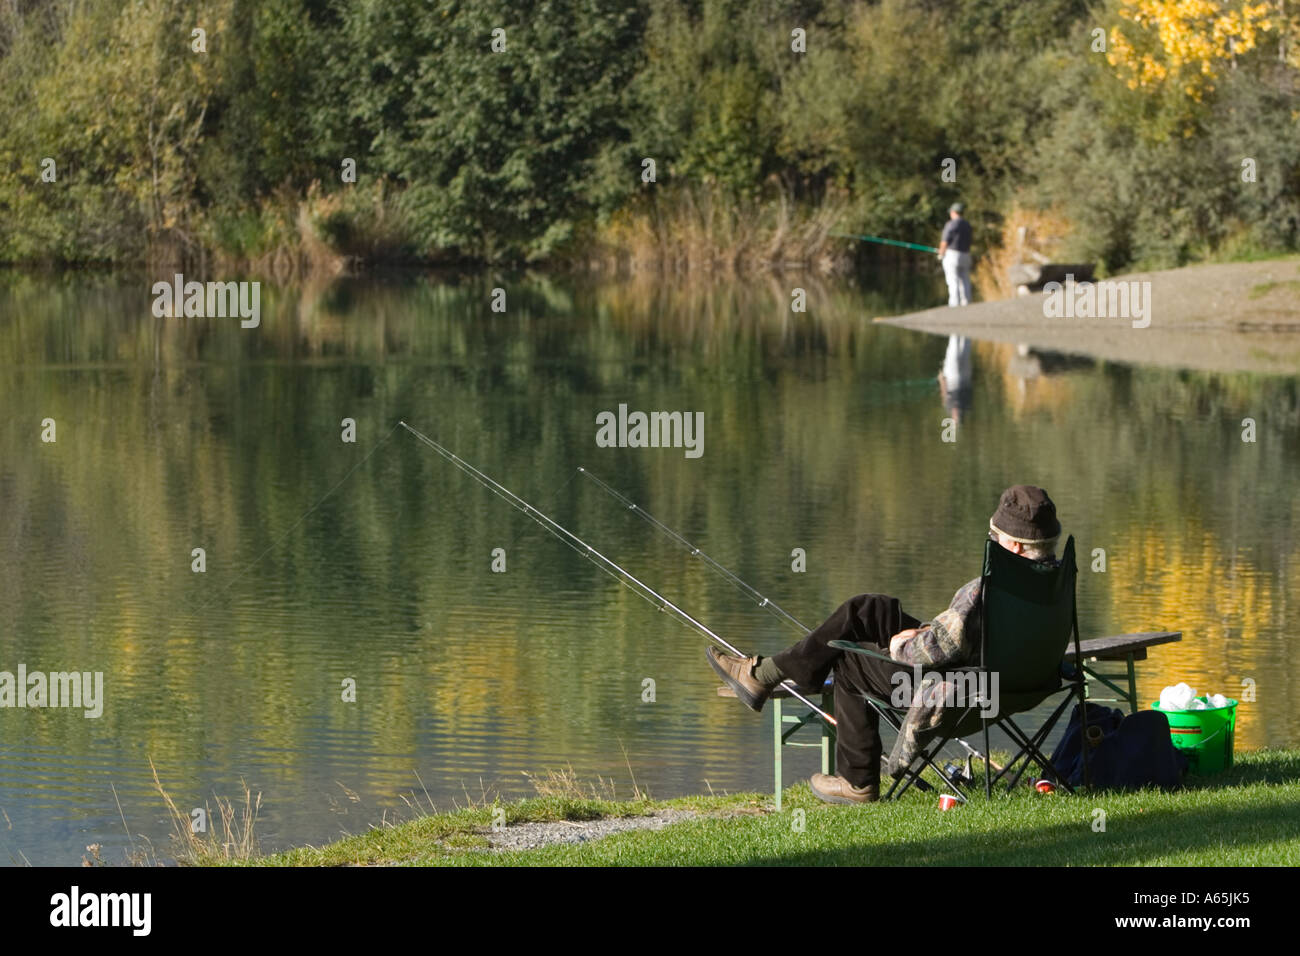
941;334;972;391
942;249;972;306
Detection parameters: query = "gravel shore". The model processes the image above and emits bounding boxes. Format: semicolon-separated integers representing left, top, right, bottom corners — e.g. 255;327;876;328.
877;257;1300;375
479;809;706;852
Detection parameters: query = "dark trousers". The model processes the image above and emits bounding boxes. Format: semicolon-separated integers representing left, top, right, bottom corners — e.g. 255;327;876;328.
772;593;921;788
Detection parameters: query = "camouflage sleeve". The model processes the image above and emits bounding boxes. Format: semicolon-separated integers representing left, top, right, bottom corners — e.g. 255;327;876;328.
891;578;981;668
892;622;944;667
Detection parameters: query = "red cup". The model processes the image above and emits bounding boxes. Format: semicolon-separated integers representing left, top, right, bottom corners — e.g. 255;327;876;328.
938;794;959;811
1035;779;1056;794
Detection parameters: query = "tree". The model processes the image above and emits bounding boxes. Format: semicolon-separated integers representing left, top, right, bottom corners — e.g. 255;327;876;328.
1108;0;1277;99
335;0;645;261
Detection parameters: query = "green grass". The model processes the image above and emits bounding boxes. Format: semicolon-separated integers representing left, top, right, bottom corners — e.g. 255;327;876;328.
245;749;1300;867
249;791;759;867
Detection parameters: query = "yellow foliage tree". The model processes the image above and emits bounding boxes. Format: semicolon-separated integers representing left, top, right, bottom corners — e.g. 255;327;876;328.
1108;0;1280;98
31;0;232;249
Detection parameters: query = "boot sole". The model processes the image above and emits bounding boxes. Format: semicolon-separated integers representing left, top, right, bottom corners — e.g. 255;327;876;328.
810;789;877;806
706;649;767;712
810;777;879;805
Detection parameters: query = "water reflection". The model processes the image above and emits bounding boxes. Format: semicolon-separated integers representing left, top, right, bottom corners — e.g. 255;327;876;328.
0;269;1296;865
938;334;974;424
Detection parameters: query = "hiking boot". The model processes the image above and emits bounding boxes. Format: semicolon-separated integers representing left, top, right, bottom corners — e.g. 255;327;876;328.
707;648;774;712
810;772;879;805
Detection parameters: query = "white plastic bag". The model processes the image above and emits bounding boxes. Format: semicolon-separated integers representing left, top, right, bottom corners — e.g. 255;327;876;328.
1159;682;1196;711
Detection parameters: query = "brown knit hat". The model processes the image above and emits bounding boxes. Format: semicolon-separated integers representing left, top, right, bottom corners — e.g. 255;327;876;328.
990;485;1061;544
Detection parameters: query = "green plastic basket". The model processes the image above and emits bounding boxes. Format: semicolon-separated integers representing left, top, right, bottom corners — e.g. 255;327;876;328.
1151;697;1238;773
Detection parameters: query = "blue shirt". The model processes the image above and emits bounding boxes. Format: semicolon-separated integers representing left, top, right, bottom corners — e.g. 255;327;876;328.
941;217;972;252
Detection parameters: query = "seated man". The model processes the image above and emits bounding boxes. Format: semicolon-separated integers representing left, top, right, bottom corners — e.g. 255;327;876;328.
708;485;1062;804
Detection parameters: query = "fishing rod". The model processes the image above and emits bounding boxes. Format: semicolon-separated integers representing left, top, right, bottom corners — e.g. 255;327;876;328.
577;467;804;634
577;466;1001;770
830;231;939;255
397;421;836;726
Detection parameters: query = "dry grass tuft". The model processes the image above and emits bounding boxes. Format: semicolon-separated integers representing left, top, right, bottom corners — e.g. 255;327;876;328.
589;182;852;276
150;757;263;865
974;206;1074;301
521;764;634;802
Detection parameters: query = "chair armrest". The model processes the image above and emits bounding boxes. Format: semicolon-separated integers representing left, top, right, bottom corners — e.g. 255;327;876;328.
831;641;992;675
828;640;896;664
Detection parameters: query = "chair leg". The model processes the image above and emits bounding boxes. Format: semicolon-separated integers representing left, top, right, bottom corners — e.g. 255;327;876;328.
865;697;904;794
1126;655;1138;714
773;697;783;812
890;757;939;798
999;721;1060;792
865;700;976;802
1077;678;1092;792
822;687;836;776
995;693;1077;792
983;719;993;799
897;739;969;801
869;703;940;800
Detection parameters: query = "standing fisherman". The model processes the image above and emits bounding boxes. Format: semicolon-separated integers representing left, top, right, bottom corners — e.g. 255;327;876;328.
937;202;973;306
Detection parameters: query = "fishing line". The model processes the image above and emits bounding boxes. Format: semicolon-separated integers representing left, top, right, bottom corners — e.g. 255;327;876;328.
577;467;808;636
578;466;998;767
830;231;940;254
398;420;836;725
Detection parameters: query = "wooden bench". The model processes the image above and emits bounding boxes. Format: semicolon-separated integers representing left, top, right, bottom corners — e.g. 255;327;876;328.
717;680;835;811
718;630;1181;808
1073;631;1182;713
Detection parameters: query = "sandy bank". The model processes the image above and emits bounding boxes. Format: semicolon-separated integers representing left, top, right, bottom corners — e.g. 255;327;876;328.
876;257;1300;375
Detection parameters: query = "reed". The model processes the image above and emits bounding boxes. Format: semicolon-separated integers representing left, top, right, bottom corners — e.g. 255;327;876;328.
586;182;853;276
521;765;627;802
973;206;1074;301
199;180;417;281
150;757;263;865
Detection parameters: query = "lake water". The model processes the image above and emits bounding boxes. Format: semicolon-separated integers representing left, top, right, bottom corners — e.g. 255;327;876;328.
1;267;1297;865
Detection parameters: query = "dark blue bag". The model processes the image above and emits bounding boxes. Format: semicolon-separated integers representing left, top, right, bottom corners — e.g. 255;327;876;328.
1047;702;1186;790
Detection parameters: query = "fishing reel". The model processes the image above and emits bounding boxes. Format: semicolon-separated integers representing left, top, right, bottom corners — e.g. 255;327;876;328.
943;755;976;789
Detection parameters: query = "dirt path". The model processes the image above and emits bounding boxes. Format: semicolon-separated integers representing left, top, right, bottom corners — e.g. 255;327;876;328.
876;257;1300;375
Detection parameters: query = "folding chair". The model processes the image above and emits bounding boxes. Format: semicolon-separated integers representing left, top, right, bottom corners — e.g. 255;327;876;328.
830;535;1090;801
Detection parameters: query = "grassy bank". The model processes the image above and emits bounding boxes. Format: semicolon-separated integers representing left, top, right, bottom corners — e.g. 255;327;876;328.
236;749;1300;867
